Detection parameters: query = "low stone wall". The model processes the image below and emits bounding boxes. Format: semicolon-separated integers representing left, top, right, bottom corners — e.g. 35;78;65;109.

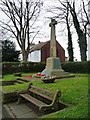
3;91;18;104
1;80;16;86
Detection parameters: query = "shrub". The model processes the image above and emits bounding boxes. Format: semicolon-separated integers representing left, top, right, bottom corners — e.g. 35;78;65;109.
2;62;21;75
2;62;46;75
33;62;45;72
88;61;90;73
2;61;89;75
62;61;89;73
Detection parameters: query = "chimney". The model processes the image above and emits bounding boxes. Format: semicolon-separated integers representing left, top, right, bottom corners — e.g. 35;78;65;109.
38;41;41;44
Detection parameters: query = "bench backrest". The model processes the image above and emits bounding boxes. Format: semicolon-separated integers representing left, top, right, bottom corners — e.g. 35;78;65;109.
27;83;61;104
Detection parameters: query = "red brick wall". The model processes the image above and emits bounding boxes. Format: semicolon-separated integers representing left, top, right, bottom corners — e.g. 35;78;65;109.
56;41;65;62
41;41;65;62
41;42;50;62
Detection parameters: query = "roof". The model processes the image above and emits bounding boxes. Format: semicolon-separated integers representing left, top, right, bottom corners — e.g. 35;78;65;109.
30;41;49;52
30;40;65;53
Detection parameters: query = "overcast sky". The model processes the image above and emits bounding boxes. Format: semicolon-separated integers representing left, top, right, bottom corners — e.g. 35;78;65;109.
0;0;89;61
36;0;89;61
32;0;88;61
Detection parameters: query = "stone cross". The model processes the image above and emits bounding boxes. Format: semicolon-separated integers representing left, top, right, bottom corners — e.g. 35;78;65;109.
49;19;57;57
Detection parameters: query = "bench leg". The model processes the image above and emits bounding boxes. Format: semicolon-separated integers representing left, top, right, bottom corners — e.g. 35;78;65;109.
17;96;22;104
39;102;59;114
39;105;52;114
53;103;59;111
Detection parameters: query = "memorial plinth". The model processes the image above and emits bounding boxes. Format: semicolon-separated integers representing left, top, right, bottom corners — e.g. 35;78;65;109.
41;19;69;77
41;57;68;77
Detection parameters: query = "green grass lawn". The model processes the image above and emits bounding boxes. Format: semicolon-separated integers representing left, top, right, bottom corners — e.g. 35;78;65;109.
2;72;36;81
2;73;88;119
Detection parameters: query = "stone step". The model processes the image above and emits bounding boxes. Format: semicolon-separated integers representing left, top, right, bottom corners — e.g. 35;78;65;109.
51;70;68;76
16;78;29;82
16;80;24;84
14;82;19;85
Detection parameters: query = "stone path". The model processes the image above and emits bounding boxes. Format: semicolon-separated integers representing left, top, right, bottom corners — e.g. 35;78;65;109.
2;102;39;119
0;87;2;119
0;101;2;120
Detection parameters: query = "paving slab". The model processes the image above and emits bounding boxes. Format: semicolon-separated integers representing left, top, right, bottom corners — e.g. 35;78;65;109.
3;102;38;118
0;111;2;120
0;97;2;119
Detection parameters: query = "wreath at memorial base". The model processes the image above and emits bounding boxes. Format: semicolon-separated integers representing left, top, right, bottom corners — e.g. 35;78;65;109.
42;76;56;83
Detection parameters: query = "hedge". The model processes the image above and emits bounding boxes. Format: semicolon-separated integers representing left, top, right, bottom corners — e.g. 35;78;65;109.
2;62;46;75
62;61;89;73
2;61;89;75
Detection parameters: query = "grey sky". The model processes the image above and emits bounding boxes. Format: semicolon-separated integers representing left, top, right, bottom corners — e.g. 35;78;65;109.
34;0;89;61
0;0;89;61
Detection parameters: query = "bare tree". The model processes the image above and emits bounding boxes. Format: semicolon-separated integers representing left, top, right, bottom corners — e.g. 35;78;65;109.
66;2;74;61
88;1;90;37
47;0;74;61
47;0;89;61
68;0;89;61
0;0;43;62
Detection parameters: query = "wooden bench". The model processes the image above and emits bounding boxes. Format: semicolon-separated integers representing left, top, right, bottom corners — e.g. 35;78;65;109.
17;83;61;114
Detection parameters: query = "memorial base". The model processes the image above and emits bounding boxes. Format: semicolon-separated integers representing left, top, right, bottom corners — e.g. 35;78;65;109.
41;57;68;77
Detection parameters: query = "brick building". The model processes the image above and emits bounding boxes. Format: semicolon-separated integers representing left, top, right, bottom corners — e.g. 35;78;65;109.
29;40;65;63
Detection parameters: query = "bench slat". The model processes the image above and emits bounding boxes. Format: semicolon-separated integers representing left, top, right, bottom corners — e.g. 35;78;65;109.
30;85;53;95
20;93;47;107
29;89;52;101
17;83;61;114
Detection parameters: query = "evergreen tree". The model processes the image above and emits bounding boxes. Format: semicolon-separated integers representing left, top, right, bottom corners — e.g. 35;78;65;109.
2;40;20;62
